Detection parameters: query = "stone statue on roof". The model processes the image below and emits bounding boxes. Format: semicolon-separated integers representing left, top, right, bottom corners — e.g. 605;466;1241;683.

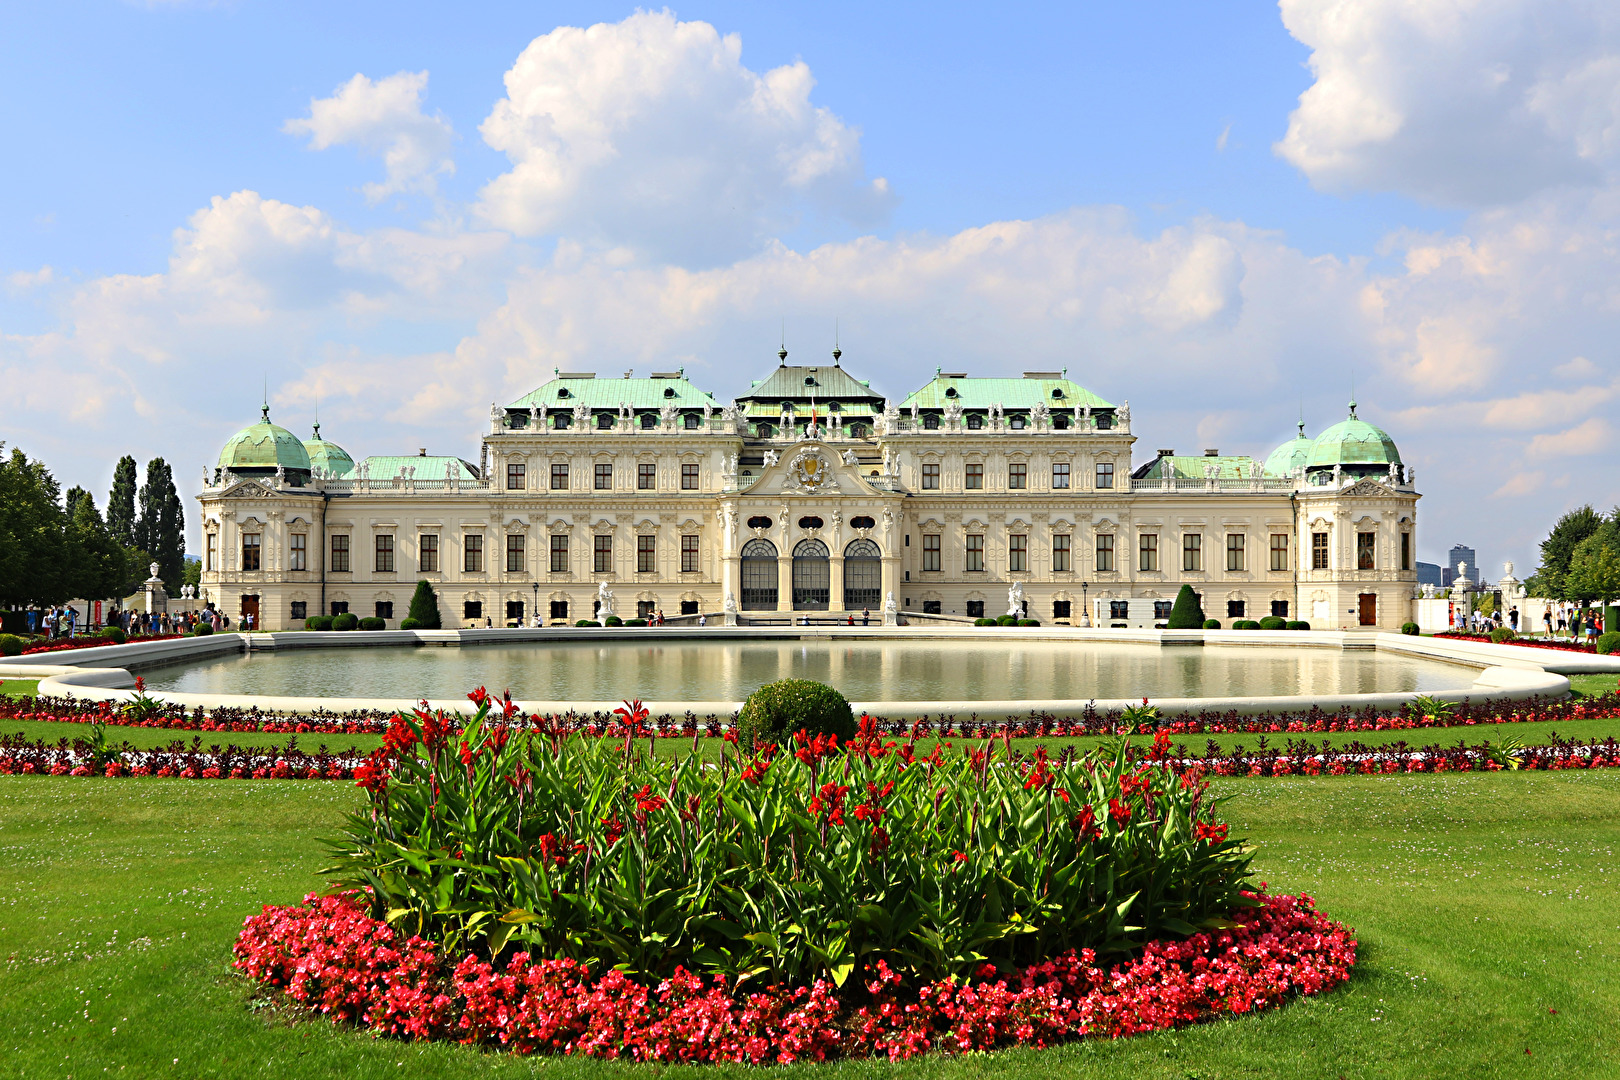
1030;401;1049;429
490;402;503;431
572;402;589;428
660;402;677;428
1118;401;1130;424
943;401;963;429
841;448;860;466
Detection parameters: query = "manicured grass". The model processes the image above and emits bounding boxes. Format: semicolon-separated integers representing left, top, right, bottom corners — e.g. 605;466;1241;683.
0;679;40;698
2;720;379;755
1;772;1616;1077
1572;673;1620;697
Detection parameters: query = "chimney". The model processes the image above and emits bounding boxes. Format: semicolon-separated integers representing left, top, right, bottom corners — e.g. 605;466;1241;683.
1157;448;1175;458
418;448;427;457
1204;448;1219;456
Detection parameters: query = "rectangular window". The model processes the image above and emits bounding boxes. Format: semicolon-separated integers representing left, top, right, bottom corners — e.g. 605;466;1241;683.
1139;533;1159;572
921;462;940;490
965;534;984;572
637;535;656;573
506;462;526;490
1401;532;1411;571
550;600;569;620
330;601;349;617
550;534;569;573
1053;600;1071;620
1154;600;1174;620
419;534;437;573
290;601;307;621
1052;462;1070;489
1182;533;1202;572
1312;532;1329;570
289;533;306;571
1095;461;1114;489
1271;600;1290;618
375;534;395;573
241;533;261;571
1270;534;1289;572
1357;532;1376;570
595;463;613;490
681;534;700;573
1227;599;1245;619
1225;533;1244;572
551;463;569;490
206;533;217;571
464;534;483;573
375;601;393;621
505;600;524;624
638;462;656;490
1110;600;1129;620
922;534;941;571
1096;533;1114;572
1053;534;1071;572
681;463;699;490
506;534;525;574
1008;462;1027;489
965;462;984;489
331;534;350;573
463;600;482;621
594;535;612;573
1009;534;1028;572
966;600;985;618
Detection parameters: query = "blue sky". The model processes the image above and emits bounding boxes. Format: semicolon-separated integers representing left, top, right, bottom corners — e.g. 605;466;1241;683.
4;1;1620;574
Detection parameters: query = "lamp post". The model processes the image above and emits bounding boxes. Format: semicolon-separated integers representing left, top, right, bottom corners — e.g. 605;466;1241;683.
531;581;539;628
1081;580;1090;627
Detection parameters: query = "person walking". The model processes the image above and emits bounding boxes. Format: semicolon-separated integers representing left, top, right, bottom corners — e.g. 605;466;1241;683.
862;607;870;627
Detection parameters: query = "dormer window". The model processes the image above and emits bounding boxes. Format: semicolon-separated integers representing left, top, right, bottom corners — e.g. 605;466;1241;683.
1052;388;1064;399
924;414;940;430
945;387;958;398
967;414;983;430
684;413;701;429
1010;415;1026;430
663;387;676;398
597;413;614;430
640;413;656;429
804;376;817;386
557;387;571;399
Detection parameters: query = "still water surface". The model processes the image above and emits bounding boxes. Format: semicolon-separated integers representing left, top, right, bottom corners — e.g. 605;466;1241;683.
140;640;1480;702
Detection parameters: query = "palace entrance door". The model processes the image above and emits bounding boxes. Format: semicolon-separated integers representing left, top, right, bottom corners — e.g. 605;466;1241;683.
1358;593;1377;626
792;539;830;610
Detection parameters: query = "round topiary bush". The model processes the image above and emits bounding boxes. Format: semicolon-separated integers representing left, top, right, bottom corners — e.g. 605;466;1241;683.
0;634;23;657
1598;631;1620;655
625;618;648;627
996;614;1018;626
332;612;359;632
1017;619;1040;627
305;615;334;631
1232;619;1262;630
1286;620;1310;631
604;615;624;627
192;623;213;636
575;619;600;627
736;678;857;751
974;618;995;626
399;618;422;631
360;616;387;631
1400;621;1420;636
101;626;127;644
1203;619;1221;629
1489;627;1516;644
1259;616;1286;631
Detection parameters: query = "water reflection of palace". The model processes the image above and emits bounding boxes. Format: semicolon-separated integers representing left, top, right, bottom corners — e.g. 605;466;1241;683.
200;349;1419;631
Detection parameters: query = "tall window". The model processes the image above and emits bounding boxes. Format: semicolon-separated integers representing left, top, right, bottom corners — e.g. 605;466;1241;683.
594;535;613;573
1052;462;1070;489
551;463;569;490
1008;462;1027;489
1053;534;1071;572
638;463;656;490
922;534;941;571
1009;534;1028;572
550;534;569;573
595;463;613;490
331;534;350;573
506;462;526;490
1270;534;1289;572
1226;533;1244;572
464;534;483;573
205;533;217;571
921;462;940;489
375;601;393;621
1139;533;1159;572
1095;534;1114;572
241;533;262;571
1401;532;1411;571
375;534;394;573
1357;532;1375;570
965;534;985;572
965;463;984;489
419;534;437;573
681;463;699;490
1095;461;1114;489
1182;533;1202;572
1312;532;1329;570
505;534;524;573
681;534;700;573
637;535;656;573
289;533;306;571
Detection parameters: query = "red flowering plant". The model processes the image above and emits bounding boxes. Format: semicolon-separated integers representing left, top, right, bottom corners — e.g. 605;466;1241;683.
321;693;1256;992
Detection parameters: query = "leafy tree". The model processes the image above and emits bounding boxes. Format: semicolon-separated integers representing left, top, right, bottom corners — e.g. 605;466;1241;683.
0;446;68;607
1566;530;1620;607
1528;505;1606;599
405;580;442;629
134;458;185;588
106;455;138;549
1165;584;1206;629
65;492;129;602
181;556;202;592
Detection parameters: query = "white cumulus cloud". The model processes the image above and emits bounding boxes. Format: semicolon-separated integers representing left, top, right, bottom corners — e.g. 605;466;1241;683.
284;71;455;202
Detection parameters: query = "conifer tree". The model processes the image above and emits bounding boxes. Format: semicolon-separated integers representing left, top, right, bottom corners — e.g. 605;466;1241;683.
404;580;442;629
134;459;185;588
107;455;138;548
1165;583;1206;629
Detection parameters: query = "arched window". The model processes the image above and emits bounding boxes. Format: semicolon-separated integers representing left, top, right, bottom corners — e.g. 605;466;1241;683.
640;413;657;429
597;413;614;430
684;413;701;429
740;538;778;610
1009;415;1026;430
792;538;830;610
757;423;774;438
553;413;570;429
843;538;881;609
849;423;867;438
967;414;983;430
923;414;939;430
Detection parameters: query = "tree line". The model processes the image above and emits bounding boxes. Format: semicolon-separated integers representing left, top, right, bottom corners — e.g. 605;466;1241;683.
1526;505;1620;606
0;447;186;610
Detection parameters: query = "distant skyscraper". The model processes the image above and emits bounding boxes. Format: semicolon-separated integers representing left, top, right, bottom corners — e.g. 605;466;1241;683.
1416;561;1444;587
1448;544;1478;585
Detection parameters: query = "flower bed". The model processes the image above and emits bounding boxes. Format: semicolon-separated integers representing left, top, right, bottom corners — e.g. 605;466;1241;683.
18;633;185;655
231;886;1353;1062
1431;631;1596;654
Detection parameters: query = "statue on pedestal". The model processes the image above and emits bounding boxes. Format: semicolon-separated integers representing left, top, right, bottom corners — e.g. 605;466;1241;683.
596;579;616;619
1007;580;1025;618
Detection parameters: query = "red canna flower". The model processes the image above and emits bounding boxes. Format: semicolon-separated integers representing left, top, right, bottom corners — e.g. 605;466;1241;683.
1070;805;1100;842
1108;797;1132;828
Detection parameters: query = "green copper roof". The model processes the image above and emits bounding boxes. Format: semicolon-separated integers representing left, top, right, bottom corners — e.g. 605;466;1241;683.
899;373;1113;411
302;423;354;478
1136;455;1258;481
509;373;717;411
359;456;480;482
218;406;312;472
1262;422;1314;478
1306;404;1401;469
737;358;885;403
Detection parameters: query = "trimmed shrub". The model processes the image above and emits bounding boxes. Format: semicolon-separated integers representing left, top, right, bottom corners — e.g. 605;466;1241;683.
360;617;387;631
406;580;442;630
0;634;23;657
1017;619;1040;627
996;614;1018;626
736;678;857;751
332;612;359;632
1202;619;1221;629
974;618;995;626
305;615;334;631
625;618;648;627
1401;621;1420;635
1597;631;1620;655
101;626;127;644
574;620;600;628
1286;620;1310;631
1232;619;1262;630
1488;627;1516;644
1165;584;1205;630
399;618;422;631
604;615;624;627
192;623;214;636
1258;616;1286;631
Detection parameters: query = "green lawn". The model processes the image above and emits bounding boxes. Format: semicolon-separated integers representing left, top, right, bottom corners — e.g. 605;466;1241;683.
1;772;1616;1078
0;679;40;698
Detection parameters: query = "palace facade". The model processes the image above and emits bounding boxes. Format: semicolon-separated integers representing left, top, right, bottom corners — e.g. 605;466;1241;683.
198;350;1420;631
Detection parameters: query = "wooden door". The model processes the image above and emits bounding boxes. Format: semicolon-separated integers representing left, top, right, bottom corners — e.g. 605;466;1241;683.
1358;593;1377;626
240;594;260;629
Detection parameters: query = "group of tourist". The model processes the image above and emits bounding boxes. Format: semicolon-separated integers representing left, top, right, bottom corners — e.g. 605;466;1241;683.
12;604;236;641
1538;602;1608;644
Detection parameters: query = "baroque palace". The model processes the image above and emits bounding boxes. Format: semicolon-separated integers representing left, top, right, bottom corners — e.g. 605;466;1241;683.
198;348;1419;631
